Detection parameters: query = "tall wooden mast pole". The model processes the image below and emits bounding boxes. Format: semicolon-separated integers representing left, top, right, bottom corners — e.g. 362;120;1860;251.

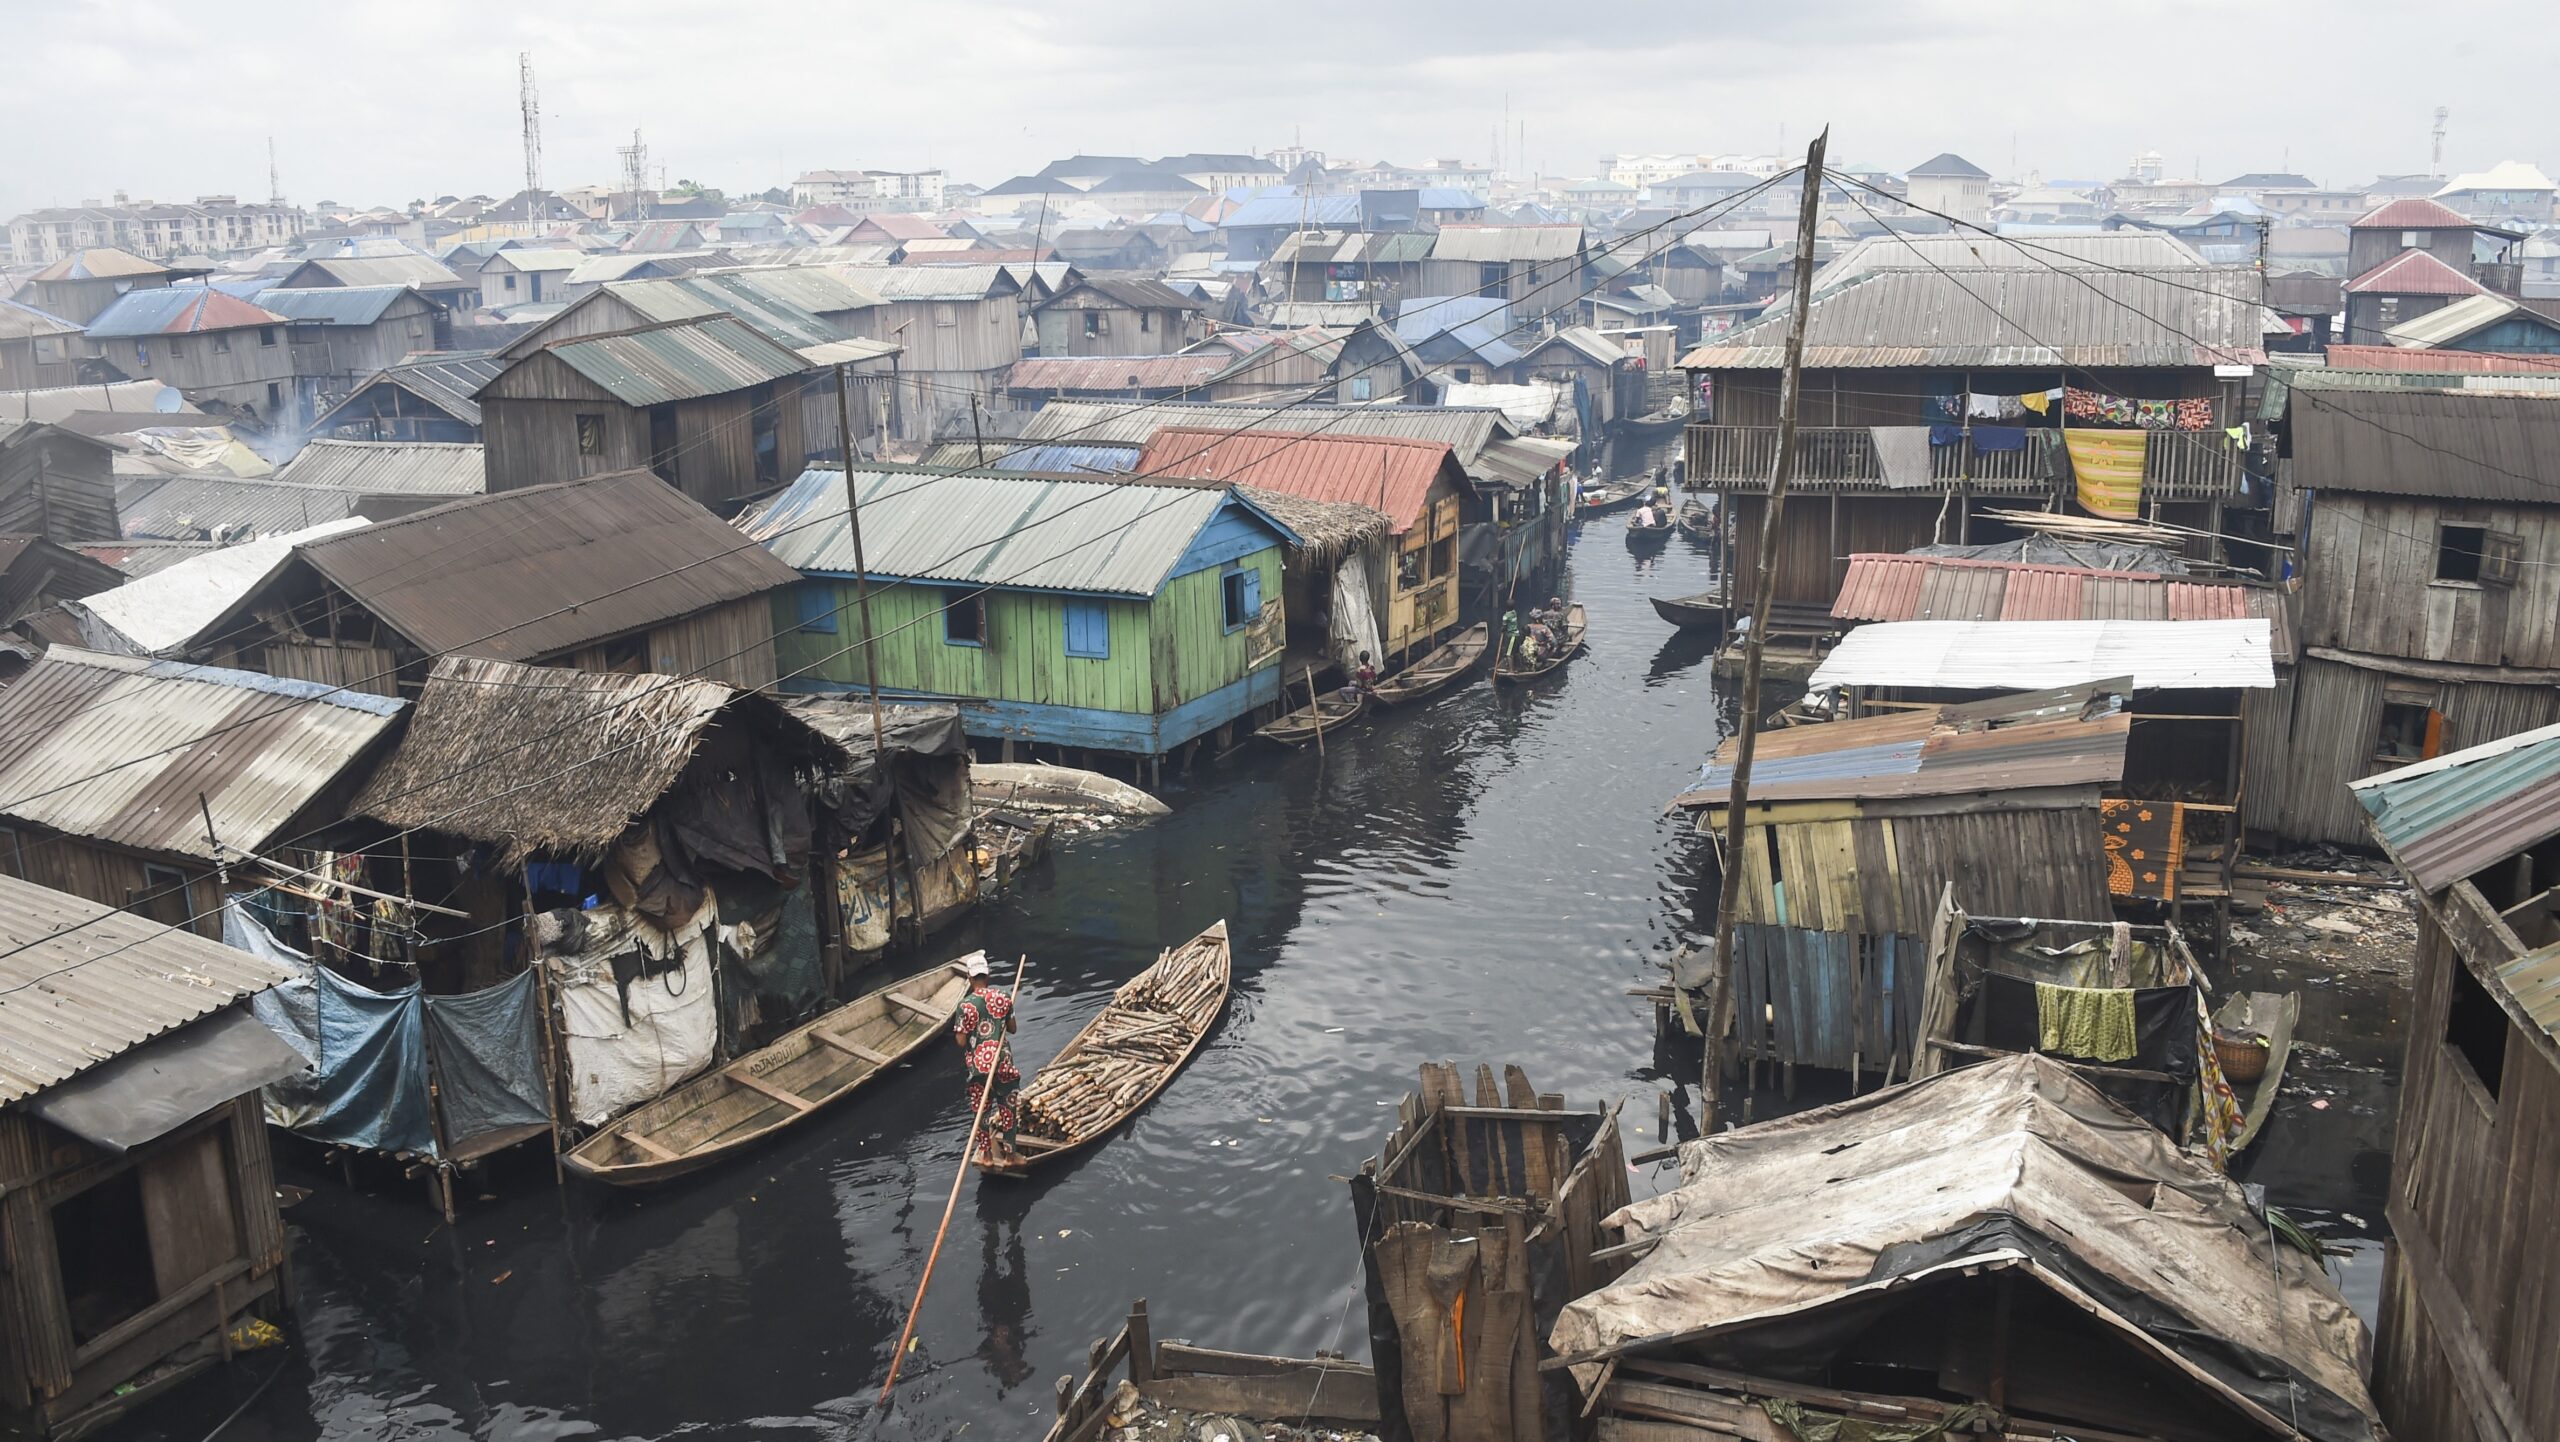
1704;130;1828;1130
833;363;890;756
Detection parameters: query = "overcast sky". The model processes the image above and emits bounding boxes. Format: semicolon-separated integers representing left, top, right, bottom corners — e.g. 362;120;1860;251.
4;0;2546;217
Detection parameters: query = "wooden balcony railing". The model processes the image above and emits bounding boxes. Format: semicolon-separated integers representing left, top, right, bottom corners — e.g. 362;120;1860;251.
1685;423;2247;500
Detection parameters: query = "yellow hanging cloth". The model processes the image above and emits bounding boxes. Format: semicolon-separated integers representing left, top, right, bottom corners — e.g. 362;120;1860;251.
2064;429;2148;519
2020;390;2052;415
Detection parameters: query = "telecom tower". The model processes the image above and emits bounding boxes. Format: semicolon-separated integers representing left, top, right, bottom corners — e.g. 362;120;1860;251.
267;137;282;204
618;130;651;223
519;53;543;203
2432;107;2449;178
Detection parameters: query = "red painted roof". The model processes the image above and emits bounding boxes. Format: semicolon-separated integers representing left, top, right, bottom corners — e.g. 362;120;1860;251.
2350;198;2475;231
2320;344;2560;373
1135;426;1454;533
2343;249;2488;297
1832;554;2292;659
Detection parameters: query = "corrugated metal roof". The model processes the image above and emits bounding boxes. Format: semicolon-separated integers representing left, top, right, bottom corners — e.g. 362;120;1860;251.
255;285;417;326
1007;353;1240;392
1049;275;1202;312
1136;427;1452;532
2317;344;2560;374
0;295;82;341
275;440;485;494
1806;618;2276;693
816;264;1017;301
284;255;466;291
1429;224;1585;262
1006;399;1515;468
289;470;801;661
1832;555;2294;662
2380;293;2522;347
566;251;716;285
2290;388;2560;501
1671;687;2131;810
543;314;811;406
0;646;401;864
77;520;369;649
29;247;168;281
1267;230;1438;265
489;247;585;274
0;872;298;1106
2342;249;2487;297
1681;266;2267;370
116;476;369;541
317;351;501;430
717;265;884;314
86;286;285;338
915;440;1143;474
742;464;1294;597
1220;194;1364;229
2351;720;2560;894
1778;233;2209;317
2352;198;2479;231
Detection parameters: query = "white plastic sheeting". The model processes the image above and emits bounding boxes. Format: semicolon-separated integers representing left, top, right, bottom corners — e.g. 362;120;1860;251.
551;898;719;1127
1441;381;1566;432
1807;618;2275;694
71;517;370;655
1328;551;1386;673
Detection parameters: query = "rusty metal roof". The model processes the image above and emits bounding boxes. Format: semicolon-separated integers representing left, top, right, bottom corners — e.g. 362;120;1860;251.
1008;399;1515;470
274;440;485;494
2352;719;2560;894
1136;427;1452;533
1007;354;1241;393
1833;554;2294;662
286;470;801;661
2341;249;2486;297
2289;388;2560;501
1680;266;2267;370
0;647;403;862
0;873;298;1106
2351;198;2477;230
540;314;811;406
1671;685;2131;812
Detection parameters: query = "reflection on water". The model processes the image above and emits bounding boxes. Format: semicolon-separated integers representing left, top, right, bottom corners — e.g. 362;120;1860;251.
130;513;2404;1441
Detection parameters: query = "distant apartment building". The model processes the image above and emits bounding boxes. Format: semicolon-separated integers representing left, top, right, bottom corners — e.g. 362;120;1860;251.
6;194;306;263
791;169;946;211
1604;153;1711;188
1903;153;1992;224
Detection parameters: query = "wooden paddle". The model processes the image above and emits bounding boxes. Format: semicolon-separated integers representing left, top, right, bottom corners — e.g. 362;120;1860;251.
876;952;1027;1411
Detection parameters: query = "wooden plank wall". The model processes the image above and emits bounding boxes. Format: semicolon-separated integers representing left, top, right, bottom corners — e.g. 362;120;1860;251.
641;598;780;691
1151;553;1281;710
1726;493;1946;608
480;392;647;492
2269;658;2560;847
0;434;120;544
4;833;223;938
2377;889;2560;1441
778;581;1159;714
1728;811;2113;933
2303;494;2560;670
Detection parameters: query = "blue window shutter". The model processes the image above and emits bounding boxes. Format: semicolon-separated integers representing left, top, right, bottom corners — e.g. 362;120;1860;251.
1064;599;1108;658
796;582;838;633
1242;567;1262;617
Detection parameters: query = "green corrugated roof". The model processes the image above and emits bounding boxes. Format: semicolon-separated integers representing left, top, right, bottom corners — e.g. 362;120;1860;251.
2351;719;2560;892
547;314;808;407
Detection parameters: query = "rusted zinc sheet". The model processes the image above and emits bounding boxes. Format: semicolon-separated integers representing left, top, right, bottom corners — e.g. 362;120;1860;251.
1832;553;2295;661
0;647;402;862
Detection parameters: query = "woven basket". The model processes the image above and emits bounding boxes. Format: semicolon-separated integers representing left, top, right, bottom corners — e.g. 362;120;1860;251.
2214;1031;2270;1084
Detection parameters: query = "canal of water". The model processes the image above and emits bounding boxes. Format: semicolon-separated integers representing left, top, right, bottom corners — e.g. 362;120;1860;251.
133;510;2405;1441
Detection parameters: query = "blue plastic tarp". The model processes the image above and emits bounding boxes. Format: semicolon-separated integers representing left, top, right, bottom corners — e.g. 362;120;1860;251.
256;965;439;1156
422;972;552;1149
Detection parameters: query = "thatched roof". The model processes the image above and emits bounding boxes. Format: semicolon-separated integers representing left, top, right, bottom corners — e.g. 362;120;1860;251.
1234;484;1388;565
350;655;805;863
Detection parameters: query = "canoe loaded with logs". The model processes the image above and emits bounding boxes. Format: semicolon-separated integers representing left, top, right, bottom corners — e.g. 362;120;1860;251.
981;919;1232;1177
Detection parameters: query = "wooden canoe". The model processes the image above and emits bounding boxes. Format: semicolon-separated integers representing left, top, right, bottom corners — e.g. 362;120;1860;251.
1677;504;1716;543
2213;990;2299;1154
563;957;973;1186
1651;591;1729;632
1494;603;1588;682
1371;623;1488;706
980;919;1231;1178
971;762;1169;818
1578;480;1649;514
1258;689;1365;746
1624;517;1674;552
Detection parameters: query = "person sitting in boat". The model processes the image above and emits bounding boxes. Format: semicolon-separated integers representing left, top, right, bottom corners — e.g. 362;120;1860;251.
954;955;1026;1168
1339;650;1378;700
1634;500;1660;528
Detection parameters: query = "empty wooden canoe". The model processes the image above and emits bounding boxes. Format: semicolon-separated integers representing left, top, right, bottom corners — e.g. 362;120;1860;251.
563;956;974;1186
1372;623;1489;706
971;762;1169;818
1494;603;1588;682
979;919;1230;1179
1259;690;1366;746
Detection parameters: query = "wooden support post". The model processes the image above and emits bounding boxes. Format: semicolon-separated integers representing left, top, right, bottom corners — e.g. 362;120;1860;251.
1705;132;1828;1133
1127;1299;1154;1384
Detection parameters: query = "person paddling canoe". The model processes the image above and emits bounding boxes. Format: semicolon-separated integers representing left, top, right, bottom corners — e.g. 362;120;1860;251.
953;955;1026;1167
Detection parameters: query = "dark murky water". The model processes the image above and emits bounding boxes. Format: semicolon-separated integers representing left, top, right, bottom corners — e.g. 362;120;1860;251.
132;513;2405;1441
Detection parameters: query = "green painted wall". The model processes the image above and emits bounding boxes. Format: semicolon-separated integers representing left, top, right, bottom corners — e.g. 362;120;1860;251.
777;546;1281;718
1149;553;1279;708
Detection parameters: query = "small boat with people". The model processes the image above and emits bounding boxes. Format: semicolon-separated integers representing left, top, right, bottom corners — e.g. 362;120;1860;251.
1494;602;1588;683
1371;623;1488;706
1677;501;1716;544
1624;510;1675;553
1257;689;1365;746
1577;478;1650;514
979;919;1231;1178
563;957;974;1186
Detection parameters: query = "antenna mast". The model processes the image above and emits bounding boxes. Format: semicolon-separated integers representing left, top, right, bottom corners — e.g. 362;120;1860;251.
2431;106;2449;178
618;129;650;223
519;52;543;203
267;137;281;204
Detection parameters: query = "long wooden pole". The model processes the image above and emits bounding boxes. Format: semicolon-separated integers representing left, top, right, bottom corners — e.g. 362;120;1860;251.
834;364;890;757
1704;131;1827;1131
1304;664;1327;757
877;951;1028;1411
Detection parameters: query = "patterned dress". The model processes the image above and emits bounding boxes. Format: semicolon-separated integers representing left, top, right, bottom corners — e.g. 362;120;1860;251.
953;986;1021;1152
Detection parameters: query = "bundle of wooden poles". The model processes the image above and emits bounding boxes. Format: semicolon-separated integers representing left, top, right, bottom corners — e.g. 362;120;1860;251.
1016;936;1222;1141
